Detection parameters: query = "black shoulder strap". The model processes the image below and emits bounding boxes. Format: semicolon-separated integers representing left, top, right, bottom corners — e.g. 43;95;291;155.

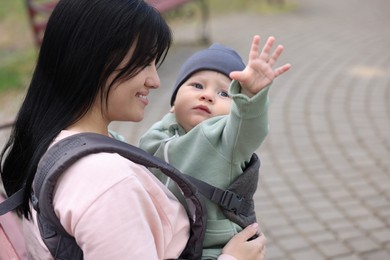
0;132;260;259
0;188;25;216
31;133;207;260
1;156;259;223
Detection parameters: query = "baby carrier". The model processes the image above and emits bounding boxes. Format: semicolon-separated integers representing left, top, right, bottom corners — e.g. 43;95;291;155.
0;132;260;259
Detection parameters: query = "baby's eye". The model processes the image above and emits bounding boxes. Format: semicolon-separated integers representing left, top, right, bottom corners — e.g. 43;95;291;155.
192;83;203;89
218;90;230;98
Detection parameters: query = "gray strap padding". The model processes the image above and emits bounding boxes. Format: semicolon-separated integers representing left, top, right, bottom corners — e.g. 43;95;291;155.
220;153;260;229
33;133;207;260
185;153;260;229
0;188;25;216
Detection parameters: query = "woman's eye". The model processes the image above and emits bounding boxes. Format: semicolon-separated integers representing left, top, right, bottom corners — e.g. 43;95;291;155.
218;91;229;97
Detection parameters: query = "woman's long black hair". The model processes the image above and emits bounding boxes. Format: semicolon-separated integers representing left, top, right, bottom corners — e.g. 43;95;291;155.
0;0;172;218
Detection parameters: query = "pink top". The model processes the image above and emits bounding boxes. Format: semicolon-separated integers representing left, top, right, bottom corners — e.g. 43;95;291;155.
23;131;236;260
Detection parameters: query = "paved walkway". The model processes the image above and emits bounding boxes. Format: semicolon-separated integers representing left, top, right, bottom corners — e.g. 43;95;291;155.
1;0;389;259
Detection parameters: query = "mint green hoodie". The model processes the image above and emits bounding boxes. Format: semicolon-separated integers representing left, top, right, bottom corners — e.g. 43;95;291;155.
139;81;270;259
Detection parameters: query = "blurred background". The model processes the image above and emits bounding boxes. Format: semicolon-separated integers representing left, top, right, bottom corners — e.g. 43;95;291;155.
1;0;389;259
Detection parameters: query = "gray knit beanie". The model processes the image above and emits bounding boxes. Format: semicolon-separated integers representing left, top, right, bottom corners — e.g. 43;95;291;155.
170;43;245;106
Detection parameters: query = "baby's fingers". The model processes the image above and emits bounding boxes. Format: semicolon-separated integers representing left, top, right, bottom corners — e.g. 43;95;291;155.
274;63;292;78
249;35;261;61
268;45;284;67
259;36;275;62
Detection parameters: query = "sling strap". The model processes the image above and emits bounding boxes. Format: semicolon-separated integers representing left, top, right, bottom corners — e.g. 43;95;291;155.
32;133;207;260
0;188;25;215
0;132;260;259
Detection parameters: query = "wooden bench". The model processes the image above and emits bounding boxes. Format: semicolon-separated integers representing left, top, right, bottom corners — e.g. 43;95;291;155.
25;0;59;47
25;0;210;48
0;120;14;130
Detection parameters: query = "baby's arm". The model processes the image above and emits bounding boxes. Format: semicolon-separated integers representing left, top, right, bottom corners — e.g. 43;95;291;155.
230;35;291;98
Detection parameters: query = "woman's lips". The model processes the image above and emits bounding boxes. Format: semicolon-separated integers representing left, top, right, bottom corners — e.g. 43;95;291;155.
136;93;148;106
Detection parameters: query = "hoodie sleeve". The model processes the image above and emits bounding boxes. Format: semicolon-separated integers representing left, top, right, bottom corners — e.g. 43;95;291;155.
199;80;270;163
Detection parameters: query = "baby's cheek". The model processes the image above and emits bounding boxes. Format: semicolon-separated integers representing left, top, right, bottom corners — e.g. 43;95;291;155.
219;100;232;115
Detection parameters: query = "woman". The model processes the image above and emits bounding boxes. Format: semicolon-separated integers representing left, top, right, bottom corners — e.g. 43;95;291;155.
0;0;265;259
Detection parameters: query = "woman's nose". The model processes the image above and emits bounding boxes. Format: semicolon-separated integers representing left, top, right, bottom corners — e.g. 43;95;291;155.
145;66;160;89
146;77;160;89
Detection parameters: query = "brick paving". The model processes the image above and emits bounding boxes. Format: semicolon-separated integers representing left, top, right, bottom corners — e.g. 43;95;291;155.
1;0;389;259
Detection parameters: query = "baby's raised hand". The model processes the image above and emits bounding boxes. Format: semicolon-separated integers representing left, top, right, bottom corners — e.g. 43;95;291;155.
230;35;291;97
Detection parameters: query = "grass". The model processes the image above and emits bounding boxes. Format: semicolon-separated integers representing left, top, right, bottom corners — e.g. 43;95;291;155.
0;0;37;93
164;0;297;21
0;48;36;92
209;0;297;14
0;0;297;94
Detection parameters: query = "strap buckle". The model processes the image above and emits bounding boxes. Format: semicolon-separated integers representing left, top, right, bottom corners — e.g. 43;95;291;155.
220;190;242;214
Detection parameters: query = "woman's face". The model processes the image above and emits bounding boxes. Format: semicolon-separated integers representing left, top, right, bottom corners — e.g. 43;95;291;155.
103;48;160;123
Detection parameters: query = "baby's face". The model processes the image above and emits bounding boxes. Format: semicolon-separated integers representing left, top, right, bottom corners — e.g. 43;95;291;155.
171;70;232;132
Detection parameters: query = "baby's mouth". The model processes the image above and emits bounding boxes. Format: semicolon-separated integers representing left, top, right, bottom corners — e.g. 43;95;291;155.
193;105;211;114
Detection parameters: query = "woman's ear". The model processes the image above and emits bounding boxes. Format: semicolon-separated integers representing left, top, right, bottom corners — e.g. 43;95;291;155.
169;106;175;113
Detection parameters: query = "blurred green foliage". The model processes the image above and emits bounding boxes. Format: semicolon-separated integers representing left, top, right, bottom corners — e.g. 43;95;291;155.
0;0;296;94
0;0;36;93
164;0;296;20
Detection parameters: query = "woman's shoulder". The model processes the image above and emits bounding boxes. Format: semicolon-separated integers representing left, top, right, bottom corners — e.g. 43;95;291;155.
56;151;152;197
51;130;181;215
52;151;170;225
